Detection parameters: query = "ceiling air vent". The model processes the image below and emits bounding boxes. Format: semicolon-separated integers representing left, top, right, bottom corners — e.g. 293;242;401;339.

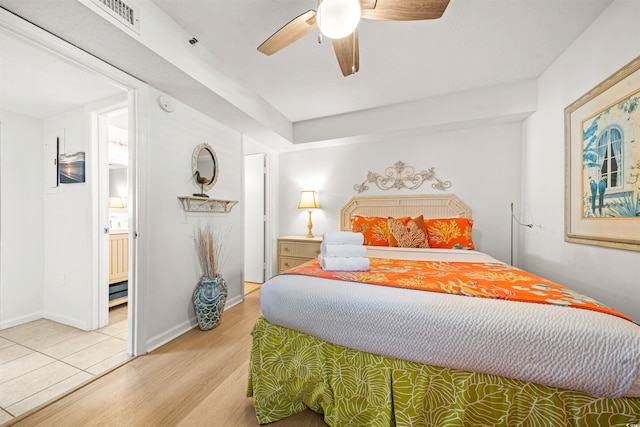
90;0;140;33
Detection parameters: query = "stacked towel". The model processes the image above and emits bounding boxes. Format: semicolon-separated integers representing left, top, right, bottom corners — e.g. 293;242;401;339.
320;242;367;258
322;232;364;245
320;232;369;271
318;255;370;271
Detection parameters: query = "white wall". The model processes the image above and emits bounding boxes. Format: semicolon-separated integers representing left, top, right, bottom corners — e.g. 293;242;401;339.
139;87;244;351
0;110;45;328
521;0;640;321
109;167;127;198
109;167;128;230
278;122;523;265
42;108;94;329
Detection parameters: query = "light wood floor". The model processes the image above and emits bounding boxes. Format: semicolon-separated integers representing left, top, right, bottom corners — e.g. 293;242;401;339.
244;281;261;295
7;291;327;426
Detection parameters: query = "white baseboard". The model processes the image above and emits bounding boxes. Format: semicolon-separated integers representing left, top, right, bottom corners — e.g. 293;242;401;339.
0;311;43;330
145;319;195;353
225;294;243;310
43;312;90;331
144;294;245;353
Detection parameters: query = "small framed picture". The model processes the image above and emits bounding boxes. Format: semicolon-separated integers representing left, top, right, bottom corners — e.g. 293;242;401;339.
58;151;86;184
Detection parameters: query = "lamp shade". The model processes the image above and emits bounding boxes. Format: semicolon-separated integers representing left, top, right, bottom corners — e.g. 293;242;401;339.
109;197;125;208
317;0;361;40
298;190;320;209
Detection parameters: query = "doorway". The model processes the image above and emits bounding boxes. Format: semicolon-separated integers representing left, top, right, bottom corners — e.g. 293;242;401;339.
89;92;140;357
244;152;266;286
0;13;141;347
0;23;138;419
95;105;131;330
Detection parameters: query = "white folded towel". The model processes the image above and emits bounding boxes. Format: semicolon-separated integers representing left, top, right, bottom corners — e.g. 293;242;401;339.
322;232;364;246
318;254;370;271
320;242;367;258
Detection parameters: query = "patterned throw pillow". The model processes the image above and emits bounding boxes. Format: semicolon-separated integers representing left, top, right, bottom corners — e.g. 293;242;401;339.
425;218;475;250
350;215;410;246
388;216;429;248
350;215;391;246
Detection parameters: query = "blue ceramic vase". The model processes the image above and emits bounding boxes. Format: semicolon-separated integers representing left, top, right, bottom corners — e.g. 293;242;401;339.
192;274;227;331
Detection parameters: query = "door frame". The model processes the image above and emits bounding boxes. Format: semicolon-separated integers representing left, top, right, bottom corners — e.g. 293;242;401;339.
0;10;146;356
90;99;128;329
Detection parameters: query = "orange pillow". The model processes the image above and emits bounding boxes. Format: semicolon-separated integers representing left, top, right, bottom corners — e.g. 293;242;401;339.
388;216;429;248
350;215;410;246
425;218;475;250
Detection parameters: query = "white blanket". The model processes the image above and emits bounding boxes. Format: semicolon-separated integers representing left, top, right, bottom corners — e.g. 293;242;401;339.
262;248;640;398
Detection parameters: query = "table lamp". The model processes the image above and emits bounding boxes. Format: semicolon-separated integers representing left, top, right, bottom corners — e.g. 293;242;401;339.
298;190;320;238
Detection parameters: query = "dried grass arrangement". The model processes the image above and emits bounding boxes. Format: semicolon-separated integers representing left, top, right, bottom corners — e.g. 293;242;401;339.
194;223;226;278
193;222;229;330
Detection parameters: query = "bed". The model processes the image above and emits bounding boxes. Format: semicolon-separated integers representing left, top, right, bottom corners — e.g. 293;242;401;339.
247;194;640;426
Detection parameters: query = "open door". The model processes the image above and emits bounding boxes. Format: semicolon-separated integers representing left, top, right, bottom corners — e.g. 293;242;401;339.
95;102;131;333
244;153;266;283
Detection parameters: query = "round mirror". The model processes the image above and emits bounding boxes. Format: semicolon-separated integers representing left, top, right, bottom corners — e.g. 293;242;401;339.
192;143;218;195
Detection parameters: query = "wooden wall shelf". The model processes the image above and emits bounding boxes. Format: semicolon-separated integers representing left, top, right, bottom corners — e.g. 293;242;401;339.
178;196;238;213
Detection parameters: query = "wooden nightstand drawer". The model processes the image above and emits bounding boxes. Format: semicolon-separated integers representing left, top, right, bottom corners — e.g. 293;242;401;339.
278;256;310;272
278;240;321;258
277;236;322;273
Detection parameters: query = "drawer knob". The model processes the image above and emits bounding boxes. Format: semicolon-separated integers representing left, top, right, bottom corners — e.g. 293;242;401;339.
284;247;289;252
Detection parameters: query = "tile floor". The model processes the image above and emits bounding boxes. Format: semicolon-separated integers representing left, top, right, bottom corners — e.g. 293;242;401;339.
0;304;130;424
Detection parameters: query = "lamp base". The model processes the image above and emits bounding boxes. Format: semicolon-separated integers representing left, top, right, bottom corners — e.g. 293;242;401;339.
306;210;314;238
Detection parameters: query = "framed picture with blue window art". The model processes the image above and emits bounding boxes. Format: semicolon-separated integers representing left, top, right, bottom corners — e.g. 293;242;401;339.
565;55;640;251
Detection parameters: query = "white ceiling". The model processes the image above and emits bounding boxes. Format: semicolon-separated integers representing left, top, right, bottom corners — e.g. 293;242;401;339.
150;0;613;123
0;0;613;144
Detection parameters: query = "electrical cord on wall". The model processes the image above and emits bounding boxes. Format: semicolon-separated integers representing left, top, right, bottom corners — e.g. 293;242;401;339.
510;202;533;266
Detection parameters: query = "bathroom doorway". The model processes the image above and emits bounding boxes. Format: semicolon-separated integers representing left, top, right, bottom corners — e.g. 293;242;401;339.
95;104;131;329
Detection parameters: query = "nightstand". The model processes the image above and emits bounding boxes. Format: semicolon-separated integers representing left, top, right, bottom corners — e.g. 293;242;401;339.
277;235;322;273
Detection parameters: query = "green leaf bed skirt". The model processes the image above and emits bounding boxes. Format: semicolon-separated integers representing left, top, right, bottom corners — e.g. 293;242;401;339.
247;317;640;426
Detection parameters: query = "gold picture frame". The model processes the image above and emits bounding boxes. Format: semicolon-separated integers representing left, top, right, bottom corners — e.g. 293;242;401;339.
564;55;640;251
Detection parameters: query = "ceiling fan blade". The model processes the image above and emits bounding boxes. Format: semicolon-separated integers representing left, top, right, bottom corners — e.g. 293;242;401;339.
361;0;450;21
332;30;360;77
257;10;318;56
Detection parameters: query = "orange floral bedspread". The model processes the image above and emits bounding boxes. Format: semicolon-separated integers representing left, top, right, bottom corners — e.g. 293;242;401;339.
283;258;634;323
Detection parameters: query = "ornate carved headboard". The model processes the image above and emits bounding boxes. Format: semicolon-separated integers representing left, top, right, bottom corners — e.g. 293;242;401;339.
339;194;472;231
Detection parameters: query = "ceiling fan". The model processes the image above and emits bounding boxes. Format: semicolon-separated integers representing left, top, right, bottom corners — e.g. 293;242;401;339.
257;0;450;77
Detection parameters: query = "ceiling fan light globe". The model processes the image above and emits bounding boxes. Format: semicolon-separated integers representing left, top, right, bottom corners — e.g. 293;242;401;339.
317;0;361;40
